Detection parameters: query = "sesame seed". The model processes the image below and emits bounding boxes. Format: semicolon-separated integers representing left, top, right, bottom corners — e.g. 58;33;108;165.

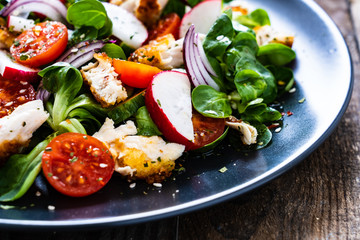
153;183;162;188
48;205;55;211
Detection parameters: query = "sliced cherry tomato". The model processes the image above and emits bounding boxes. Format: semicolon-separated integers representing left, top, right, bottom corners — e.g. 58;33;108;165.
147;13;181;42
113;59;162;88
190;110;226;150
42;132;115;197
10;21;68;68
0;77;36;118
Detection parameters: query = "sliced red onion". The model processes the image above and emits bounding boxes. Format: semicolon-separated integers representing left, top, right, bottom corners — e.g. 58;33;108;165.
183;25;201;87
183;25;220;91
56;40;106;68
36;87;51;103
196;34;217;77
193;33;220;90
1;0;67;22
69;50;99;68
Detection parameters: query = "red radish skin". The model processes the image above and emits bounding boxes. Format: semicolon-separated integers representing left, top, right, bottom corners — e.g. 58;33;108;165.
179;0;222;38
145;71;196;150
0;50;40;83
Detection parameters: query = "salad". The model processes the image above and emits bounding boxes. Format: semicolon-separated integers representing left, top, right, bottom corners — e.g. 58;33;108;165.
0;0;296;201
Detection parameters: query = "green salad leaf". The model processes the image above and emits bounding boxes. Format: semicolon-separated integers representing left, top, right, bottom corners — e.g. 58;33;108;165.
192;85;232;118
136;106;162;136
0;137;52;202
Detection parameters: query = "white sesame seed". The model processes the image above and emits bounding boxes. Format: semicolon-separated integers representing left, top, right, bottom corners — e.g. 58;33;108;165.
99;163;108;168
4;102;13;107
19;89;26;93
35;191;41;197
275;127;282;133
129;183;136;189
153;183;162;188
48;205;55;211
71;48;79;53
289;88;296;93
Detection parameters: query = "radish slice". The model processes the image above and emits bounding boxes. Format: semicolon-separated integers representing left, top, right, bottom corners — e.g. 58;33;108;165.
179;0;222;38
7;15;35;32
0;50;40;83
145;71;194;149
102;2;148;49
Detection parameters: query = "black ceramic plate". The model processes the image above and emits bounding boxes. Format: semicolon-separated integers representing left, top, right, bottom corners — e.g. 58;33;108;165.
0;0;353;229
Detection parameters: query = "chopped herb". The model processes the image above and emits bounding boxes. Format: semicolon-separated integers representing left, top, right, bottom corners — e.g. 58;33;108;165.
69;156;78;163
147;56;155;62
157;99;161;107
22;121;26;127
47;173;53;177
13;40;20;47
20;55;29;61
157;157;161;162
298;98;306;103
144;162;149;167
97;177;103;182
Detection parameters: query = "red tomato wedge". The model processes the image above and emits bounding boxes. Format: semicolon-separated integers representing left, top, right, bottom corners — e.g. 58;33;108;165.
10;21;68;68
0;76;36;118
191;110;225;150
113;59;162;88
147;13;181;42
42;133;115;197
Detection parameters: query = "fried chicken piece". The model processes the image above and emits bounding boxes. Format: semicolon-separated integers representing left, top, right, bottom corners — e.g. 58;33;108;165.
93;118;185;183
0;100;49;165
128;34;183;70
81;53;128;108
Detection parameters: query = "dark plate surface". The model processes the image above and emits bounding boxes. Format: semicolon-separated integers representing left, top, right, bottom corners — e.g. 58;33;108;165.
0;0;353;229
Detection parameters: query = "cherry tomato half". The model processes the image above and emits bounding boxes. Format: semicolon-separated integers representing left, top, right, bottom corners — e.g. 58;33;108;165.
147;13;181;42
0;77;36;118
42;132;115;197
10;21;68;68
113;59;162;88
190;110;226;150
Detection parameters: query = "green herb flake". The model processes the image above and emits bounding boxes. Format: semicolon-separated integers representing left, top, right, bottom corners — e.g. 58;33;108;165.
20;55;29;61
47;173;53;177
97;177;103;182
157;99;161;107
13;40;20;47
144;162;149;167
157;157;161;162
69;156;78;163
219;167;228;173
83;135;88;139
0;204;16;210
147;56;155;62
298;98;306;103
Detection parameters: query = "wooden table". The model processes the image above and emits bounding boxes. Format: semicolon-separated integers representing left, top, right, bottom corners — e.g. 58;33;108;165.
1;0;359;239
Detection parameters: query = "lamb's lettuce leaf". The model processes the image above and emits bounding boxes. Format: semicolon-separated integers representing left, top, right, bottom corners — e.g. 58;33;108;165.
0;137;52;202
